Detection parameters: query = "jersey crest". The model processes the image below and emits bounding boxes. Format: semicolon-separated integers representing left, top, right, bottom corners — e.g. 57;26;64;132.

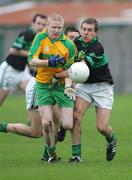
44;45;50;52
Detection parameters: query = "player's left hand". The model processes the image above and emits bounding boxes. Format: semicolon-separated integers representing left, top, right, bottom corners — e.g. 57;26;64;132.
76;50;86;61
64;87;76;101
49;55;65;67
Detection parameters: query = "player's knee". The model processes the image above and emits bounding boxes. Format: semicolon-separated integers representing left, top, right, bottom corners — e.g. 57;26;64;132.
73;111;82;126
53;117;59;125
42;120;51;132
42;121;49;128
30;131;42;138
97;124;107;135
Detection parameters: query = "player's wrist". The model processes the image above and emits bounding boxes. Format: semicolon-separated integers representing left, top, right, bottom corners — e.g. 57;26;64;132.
65;86;72;89
54;74;60;79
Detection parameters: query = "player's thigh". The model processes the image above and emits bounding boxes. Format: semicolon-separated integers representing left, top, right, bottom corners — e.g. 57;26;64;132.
53;105;60;123
74;96;90;121
75;83;92;117
52;105;60;134
18;66;32;91
27;110;42;137
39;105;53;126
27;110;42;132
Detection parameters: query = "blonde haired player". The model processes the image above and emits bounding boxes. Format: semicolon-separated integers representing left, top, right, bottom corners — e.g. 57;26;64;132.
28;13;76;163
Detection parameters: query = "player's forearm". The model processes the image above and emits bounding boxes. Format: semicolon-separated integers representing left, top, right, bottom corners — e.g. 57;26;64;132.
65;78;73;88
9;48;19;55
19;50;28;57
55;70;69;78
9;48;28;57
29;58;49;67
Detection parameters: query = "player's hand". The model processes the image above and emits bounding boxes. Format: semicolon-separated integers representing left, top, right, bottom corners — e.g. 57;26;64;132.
49;55;65;67
49;75;60;89
76;50;85;61
64;87;76;101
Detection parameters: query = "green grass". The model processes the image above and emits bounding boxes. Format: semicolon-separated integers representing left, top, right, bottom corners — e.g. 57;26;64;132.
0;94;132;180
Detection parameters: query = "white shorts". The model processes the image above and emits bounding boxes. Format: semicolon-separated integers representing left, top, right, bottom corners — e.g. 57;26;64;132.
26;77;38;110
75;82;114;109
0;61;32;90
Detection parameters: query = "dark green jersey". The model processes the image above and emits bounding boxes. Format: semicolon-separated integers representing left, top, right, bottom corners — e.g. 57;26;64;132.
6;26;36;71
75;36;113;84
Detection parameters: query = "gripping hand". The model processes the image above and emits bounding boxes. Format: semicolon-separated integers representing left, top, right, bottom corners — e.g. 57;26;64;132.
64;87;76;101
76;50;86;62
49;55;65;67
49;75;60;89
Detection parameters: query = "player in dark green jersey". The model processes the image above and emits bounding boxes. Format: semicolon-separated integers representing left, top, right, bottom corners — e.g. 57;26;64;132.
69;17;116;163
0;13;47;106
54;18;116;163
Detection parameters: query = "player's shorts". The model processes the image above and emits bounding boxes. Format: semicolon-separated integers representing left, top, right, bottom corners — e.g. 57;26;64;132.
75;82;114;109
36;81;74;108
26;77;38;110
0;61;32;90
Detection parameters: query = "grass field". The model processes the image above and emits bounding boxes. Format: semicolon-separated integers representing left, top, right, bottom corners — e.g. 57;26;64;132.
0;94;132;180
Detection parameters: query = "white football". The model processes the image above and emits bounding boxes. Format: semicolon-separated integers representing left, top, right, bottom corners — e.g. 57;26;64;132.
68;62;90;83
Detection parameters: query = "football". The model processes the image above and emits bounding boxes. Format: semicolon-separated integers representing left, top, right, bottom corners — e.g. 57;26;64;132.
68;62;90;83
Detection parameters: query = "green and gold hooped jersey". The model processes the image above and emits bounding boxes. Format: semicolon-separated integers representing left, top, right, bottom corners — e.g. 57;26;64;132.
28;30;76;84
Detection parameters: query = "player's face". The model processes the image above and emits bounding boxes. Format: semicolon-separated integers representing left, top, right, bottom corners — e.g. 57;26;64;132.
32;16;47;33
67;31;80;41
47;20;64;40
80;23;97;43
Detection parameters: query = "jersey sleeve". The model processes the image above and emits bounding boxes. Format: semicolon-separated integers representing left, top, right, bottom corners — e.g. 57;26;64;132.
12;32;25;50
28;33;44;62
62;41;76;70
85;42;107;68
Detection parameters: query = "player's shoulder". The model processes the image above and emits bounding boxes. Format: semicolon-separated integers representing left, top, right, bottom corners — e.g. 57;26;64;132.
18;26;31;36
73;36;81;47
18;27;35;41
93;38;104;55
35;30;48;40
64;34;76;47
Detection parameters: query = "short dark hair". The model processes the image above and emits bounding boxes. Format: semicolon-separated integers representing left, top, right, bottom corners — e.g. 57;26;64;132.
64;25;80;35
81;17;99;32
32;13;47;23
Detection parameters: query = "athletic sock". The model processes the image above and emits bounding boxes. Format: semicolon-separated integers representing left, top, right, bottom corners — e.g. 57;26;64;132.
72;144;81;157
42;145;49;159
47;146;57;157
0;122;8;132
105;133;115;144
44;146;48;156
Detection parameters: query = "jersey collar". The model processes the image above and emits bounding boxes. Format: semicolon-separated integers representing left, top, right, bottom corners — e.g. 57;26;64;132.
78;36;98;47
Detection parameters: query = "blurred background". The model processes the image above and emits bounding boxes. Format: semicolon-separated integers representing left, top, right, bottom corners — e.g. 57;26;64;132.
0;0;132;93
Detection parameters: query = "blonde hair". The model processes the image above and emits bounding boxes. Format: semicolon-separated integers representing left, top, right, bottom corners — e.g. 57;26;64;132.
47;13;64;25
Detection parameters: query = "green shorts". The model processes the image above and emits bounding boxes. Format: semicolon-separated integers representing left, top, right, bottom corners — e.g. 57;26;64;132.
36;81;74;108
